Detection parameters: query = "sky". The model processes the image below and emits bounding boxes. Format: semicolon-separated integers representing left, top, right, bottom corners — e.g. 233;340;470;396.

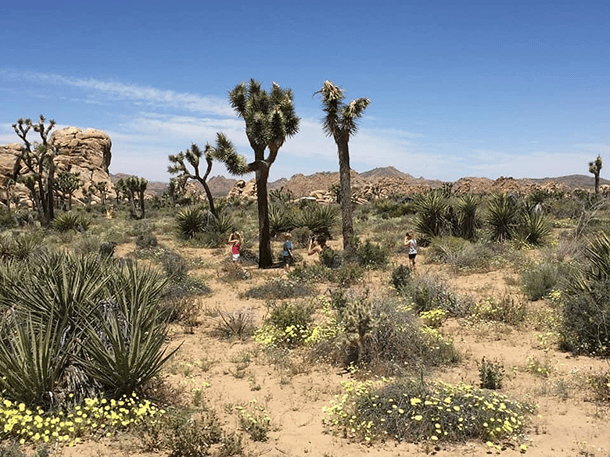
0;0;609;183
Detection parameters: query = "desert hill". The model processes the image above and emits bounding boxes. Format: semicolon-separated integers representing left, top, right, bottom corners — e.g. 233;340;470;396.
111;169;609;199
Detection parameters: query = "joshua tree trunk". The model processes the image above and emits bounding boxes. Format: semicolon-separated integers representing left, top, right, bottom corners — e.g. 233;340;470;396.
337;139;355;254
255;162;273;268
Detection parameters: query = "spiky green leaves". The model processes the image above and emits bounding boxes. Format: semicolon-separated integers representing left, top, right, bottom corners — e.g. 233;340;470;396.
316;80;370;140
227;79;300;164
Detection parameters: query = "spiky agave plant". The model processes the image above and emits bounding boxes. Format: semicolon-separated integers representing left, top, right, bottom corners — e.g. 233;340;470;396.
485;193;520;242
268;204;295;237
79;261;178;396
414;190;451;238
295;203;339;237
176;205;209;239
518;211;551;246
455;194;480;240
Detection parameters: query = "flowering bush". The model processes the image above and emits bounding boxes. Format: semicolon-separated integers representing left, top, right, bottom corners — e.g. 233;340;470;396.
323;378;535;446
0;393;164;446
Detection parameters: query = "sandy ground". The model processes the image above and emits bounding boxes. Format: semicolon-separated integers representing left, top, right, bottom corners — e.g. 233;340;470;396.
55;237;610;457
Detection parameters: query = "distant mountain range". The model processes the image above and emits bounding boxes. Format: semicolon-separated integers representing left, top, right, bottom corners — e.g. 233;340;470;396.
111;166;609;197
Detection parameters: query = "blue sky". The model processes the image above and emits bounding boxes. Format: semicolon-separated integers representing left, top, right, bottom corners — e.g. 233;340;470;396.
1;0;608;183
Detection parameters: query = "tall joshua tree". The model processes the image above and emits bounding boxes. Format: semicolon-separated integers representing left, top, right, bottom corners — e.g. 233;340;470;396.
222;79;300;268
168;134;236;218
589;155;603;194
11;115;59;226
316;81;370;254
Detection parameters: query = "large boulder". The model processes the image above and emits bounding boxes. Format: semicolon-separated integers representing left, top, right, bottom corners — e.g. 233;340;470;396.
0;127;113;206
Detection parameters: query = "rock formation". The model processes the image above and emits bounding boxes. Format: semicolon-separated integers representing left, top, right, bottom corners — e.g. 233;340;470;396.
0;127;113;207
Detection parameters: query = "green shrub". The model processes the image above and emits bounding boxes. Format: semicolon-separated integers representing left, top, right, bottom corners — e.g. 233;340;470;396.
243;278;317;300
520;262;561;301
290;226;313;249
313;294;460;376
255;301;314;348
399;273;472;316
391;264;412;293
288;263;332;283
478;357;505;390
319;247;342;269
356;240;388;269
323;378;534;446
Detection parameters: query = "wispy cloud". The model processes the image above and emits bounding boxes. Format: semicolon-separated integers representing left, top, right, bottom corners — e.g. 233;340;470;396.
0;70;233;116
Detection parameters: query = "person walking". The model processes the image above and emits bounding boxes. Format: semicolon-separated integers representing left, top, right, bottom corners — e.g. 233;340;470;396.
404;232;417;269
282;233;294;270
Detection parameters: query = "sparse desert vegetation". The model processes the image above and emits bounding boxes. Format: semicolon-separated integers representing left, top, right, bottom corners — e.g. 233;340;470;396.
1;183;610;457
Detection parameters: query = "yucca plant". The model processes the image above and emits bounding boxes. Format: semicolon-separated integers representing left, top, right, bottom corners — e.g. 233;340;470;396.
0;230;45;261
294;203;339;237
176;205;208;239
51;212;91;232
455;194;480;240
79;262;176;395
518;212;551;246
485;193;520;241
0;313;74;407
268;204;294;237
0;251;111;328
414;190;451;238
0;251;178;406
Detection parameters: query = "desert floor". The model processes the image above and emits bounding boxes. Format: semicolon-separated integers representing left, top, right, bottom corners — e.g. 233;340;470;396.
53;234;610;457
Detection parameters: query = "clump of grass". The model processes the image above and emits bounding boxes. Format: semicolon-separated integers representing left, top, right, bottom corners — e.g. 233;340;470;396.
520;262;563;301
427;237;498;272
470;292;528;327
218;260;251;282
215;308;255;339
235;400;271;442
323;378;534;446
587;370;610;402
162;409;223;456
398;272;473;316
524;355;554;378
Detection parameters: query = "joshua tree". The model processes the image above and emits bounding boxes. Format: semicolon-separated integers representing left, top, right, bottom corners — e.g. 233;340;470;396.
117;176;148;219
589;155;603;194
168;134;236;217
11;115;60;226
220;79;300;268
54;169;82;210
92;181;109;206
316;81;370;254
